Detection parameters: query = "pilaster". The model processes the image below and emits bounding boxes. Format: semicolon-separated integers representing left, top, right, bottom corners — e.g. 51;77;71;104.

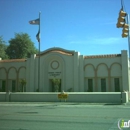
27;54;36;92
73;52;79;92
121;50;129;91
79;55;84;92
26;58;30;92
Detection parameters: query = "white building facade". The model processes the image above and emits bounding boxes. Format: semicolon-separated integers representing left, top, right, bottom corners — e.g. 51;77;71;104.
0;47;130;92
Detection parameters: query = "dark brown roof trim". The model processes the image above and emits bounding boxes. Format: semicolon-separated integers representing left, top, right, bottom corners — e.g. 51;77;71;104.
0;59;27;63
84;54;121;59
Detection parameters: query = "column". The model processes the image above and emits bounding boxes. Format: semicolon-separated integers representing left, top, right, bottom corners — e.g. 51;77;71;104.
108;68;111;92
121;50;129;91
28;54;36;92
26;58;30;92
79;55;84;92
95;69;98;91
73;52;79;92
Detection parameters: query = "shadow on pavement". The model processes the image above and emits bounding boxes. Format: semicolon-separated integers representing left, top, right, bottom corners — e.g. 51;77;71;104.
104;103;122;105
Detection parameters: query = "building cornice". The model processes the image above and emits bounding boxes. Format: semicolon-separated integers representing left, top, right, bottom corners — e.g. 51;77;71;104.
84;54;121;59
0;59;26;63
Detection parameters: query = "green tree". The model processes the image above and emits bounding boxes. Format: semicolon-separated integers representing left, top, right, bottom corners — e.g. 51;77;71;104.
6;33;38;59
0;36;8;59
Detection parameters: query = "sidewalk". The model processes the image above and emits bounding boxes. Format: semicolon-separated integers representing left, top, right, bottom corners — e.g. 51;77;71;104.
0;101;129;106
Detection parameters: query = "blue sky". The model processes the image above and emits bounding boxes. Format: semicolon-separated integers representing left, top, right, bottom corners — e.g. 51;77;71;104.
0;0;130;55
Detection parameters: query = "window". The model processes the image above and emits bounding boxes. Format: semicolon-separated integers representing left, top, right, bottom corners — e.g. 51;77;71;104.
114;78;120;92
12;80;16;92
2;80;6;92
88;79;93;92
101;78;106;92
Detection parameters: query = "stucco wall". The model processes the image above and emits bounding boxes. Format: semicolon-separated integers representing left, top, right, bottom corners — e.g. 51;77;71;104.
84;56;122;92
0;92;128;103
0;60;26;91
0;49;129;92
0;92;6;101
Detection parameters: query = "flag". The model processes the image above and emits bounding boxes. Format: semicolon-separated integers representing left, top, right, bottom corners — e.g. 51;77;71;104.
29;18;40;25
36;30;40;42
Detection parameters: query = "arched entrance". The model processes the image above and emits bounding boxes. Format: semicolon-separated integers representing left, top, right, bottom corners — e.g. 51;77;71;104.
41;51;66;92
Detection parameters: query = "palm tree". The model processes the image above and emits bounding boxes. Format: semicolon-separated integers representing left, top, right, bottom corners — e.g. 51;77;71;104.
51;79;60;92
19;79;27;92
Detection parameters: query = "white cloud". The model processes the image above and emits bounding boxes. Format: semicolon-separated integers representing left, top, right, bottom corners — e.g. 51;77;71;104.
69;37;124;45
69;41;85;44
91;37;121;45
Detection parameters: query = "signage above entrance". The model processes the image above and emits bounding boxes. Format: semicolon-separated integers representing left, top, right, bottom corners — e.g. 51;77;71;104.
48;72;61;78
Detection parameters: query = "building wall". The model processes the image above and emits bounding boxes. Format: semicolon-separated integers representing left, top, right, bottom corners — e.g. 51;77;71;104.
0;92;129;103
0;48;129;92
39;52;75;92
84;56;122;92
0;60;26;92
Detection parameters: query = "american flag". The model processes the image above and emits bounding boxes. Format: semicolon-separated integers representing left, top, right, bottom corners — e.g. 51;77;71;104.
36;30;40;42
29;18;40;25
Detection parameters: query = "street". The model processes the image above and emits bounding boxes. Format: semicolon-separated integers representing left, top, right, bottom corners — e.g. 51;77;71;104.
0;102;130;130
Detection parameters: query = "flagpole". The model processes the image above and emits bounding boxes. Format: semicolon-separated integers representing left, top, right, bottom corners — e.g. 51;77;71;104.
38;12;41;92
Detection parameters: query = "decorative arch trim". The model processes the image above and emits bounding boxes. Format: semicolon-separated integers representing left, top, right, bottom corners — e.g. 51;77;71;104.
8;67;18;73
43;53;66;66
96;63;109;70
18;66;26;73
110;62;122;70
84;64;95;71
37;47;75;56
0;67;7;73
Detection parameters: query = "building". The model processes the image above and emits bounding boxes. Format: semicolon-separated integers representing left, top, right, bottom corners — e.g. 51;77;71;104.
0;47;130;92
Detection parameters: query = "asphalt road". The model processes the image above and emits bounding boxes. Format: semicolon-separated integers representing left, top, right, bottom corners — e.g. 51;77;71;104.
0;102;130;130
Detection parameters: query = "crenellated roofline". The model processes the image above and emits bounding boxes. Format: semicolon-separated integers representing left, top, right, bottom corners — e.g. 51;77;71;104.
84;54;121;59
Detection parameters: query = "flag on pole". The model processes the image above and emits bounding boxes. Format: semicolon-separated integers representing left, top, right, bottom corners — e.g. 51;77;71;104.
36;29;40;42
29;15;40;42
29;18;40;25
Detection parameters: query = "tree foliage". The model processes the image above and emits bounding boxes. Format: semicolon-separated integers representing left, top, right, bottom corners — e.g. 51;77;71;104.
51;79;60;92
0;36;8;59
6;33;38;59
19;79;27;92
